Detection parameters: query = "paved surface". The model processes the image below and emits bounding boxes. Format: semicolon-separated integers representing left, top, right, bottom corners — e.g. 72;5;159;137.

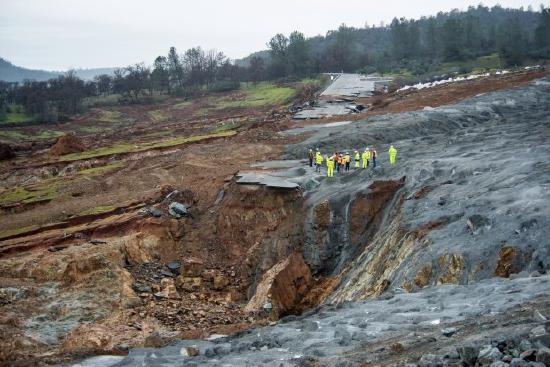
321;74;393;98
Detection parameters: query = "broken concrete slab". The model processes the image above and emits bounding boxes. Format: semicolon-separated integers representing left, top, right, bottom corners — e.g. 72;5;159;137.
235;172;299;189
321;73;393;98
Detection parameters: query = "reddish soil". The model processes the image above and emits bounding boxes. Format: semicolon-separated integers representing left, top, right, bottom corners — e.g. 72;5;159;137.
1;69;548;365
49;134;86;156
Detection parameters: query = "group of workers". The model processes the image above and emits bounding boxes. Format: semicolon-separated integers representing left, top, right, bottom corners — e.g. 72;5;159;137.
308;145;397;177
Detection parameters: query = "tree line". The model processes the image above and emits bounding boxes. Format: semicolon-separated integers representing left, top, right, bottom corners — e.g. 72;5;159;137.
258;4;550;78
1;4;549;123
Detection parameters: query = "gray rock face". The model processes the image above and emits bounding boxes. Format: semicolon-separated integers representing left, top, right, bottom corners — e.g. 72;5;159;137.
72;275;550;366
69;78;550;367
283;78;550;299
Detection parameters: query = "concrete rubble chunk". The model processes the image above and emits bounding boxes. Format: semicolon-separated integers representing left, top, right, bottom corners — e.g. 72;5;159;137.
168;202;189;218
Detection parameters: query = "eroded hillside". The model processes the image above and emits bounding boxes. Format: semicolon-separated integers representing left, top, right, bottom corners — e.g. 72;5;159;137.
1;70;549;366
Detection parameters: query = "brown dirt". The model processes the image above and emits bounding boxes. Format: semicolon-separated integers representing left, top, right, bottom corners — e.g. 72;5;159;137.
0;69;547;365
49;133;86;156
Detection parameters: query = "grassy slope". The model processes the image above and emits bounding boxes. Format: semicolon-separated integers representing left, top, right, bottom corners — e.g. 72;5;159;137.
59;130;236;162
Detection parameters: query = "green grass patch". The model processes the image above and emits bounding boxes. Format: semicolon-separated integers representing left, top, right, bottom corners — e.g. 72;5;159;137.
0;130;30;141
148;110;168;122
83;94;122;108
441;53;502;73
34;130;64;139
173;100;192;109
78;205;116;216
77;162;124;176
0;129;63;142
59;130;236;162
143;130;173;138
80;126;109;134
98;110;124;123
0;182;60;205
2;111;34;124
211;82;296;111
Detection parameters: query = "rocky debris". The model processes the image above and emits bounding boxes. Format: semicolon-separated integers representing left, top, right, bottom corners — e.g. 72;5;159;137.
48;133;86;156
181;345;200;357
168;202;189;218
139;207;163;218
212;274;229;291
245;252;312;318
144;332;163;348
495;245;524;278
159;278;179;299
0;142;16;160
442;327;458;337
479;346;504;365
181;258;204;277
537;347;550;365
167;262;181;274
132;283;152;294
467;214;491;235
458;345;480;366
176;276;203;292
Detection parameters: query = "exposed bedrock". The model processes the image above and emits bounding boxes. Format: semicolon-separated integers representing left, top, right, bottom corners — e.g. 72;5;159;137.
216;184;305;299
287;78;550;302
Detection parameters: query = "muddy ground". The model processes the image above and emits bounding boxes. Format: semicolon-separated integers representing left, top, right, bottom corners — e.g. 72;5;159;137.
1;70;549;366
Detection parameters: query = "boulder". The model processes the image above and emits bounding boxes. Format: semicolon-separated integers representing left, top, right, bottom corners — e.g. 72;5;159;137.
176;276;202;292
160;278;179;299
244;252;312;318
458;346;480;366
168;202;189;218
181;258;204;277
144;332;163;348
212;274;229;290
478;346;503;365
181;345;199;357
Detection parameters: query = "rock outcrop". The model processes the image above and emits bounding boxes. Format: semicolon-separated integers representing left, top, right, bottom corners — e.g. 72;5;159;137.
245;252;312;318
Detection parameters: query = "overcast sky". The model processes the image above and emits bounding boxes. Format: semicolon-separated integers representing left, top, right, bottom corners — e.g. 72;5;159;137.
0;0;544;70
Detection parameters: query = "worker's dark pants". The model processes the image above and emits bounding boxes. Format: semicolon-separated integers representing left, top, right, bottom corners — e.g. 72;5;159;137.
309;158;313;167
345;162;350;171
316;163;321;173
372;157;376;168
336;164;340;172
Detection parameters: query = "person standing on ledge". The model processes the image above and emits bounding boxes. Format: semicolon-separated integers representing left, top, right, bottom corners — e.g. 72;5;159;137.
389;145;397;164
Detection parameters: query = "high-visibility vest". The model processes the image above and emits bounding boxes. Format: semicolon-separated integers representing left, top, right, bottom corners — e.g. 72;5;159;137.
354;152;360;161
345;154;350;163
315;153;323;164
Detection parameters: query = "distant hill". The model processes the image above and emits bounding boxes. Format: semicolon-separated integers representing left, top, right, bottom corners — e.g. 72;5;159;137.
0;58;117;83
0;58;59;82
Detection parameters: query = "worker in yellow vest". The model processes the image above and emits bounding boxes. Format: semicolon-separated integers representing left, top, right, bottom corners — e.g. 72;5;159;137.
361;148;370;168
315;150;323;173
326;155;334;177
354;150;360;169
344;152;351;171
389;145;397;164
